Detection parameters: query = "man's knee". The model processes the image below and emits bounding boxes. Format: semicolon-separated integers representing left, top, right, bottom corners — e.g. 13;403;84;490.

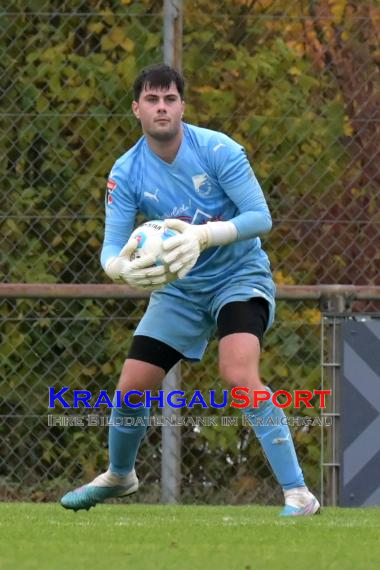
116;358;165;403
219;360;263;391
218;333;264;390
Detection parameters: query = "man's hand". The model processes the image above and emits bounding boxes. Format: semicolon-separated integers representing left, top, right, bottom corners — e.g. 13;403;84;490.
105;237;172;290
162;218;238;279
161;219;211;279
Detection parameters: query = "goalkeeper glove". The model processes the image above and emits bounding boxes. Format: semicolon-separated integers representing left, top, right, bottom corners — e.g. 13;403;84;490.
162;218;238;279
104;237;171;290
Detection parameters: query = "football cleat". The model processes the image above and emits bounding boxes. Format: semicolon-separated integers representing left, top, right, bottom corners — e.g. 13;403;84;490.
60;469;139;512
280;487;320;517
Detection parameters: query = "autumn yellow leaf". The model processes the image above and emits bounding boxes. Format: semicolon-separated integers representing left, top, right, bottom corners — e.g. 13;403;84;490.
88;22;104;34
343;116;353;136
289;66;301;76
329;0;346;24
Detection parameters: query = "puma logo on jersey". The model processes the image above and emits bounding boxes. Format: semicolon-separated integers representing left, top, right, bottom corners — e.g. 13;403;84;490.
212;143;225;152
144;188;160;202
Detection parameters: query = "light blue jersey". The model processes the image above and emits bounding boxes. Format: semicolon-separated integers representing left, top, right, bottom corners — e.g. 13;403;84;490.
101;123;276;355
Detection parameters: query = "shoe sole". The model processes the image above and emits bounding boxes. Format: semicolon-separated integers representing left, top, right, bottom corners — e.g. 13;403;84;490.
280;498;321;517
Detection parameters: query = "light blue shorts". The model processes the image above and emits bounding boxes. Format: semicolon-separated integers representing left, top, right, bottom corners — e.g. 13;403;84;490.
134;275;276;361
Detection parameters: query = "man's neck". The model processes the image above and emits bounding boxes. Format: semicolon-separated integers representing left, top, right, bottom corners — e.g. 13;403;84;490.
146;128;183;163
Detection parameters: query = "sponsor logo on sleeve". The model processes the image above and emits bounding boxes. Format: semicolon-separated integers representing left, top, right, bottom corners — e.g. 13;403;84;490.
106;178;117;205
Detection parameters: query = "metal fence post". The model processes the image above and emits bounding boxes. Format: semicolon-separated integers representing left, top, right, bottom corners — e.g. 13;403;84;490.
320;293;352;506
163;0;183;70
161;363;182;503
160;0;183;506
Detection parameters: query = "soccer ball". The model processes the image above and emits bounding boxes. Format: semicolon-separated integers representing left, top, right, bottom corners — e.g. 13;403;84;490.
129;220;178;265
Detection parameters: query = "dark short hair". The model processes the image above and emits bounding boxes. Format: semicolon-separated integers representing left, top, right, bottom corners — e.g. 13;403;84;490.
133;64;185;101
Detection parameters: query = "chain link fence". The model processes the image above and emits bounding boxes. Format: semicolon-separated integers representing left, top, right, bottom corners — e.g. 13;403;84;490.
2;1;164;283
2;1;379;285
1;295;322;504
1;0;379;503
182;0;379;286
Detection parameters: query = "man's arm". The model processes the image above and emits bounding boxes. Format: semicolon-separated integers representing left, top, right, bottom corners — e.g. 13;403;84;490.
101;165;172;289
100;166;137;271
163;137;271;277
212;137;272;239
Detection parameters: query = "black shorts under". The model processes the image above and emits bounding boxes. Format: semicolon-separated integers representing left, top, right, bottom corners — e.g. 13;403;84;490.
217;297;269;345
128;297;269;373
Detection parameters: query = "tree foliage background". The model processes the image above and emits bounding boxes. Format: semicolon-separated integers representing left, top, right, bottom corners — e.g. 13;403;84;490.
1;0;379;502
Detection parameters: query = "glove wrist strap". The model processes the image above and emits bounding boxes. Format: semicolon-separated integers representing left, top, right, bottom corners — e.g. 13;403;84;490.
206;221;238;247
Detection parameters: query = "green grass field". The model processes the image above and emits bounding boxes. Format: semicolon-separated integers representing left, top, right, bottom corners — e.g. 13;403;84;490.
1;503;379;570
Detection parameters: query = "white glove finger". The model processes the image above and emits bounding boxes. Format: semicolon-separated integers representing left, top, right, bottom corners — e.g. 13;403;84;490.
169;253;198;274
119;237;139;258
128;274;168;289
127;275;156;287
143;265;167;278
162;248;183;265
131;278;167;287
177;262;196;279
164;218;188;233
136;269;179;288
179;241;197;255
161;234;186;252
127;270;155;283
128;264;170;282
128;252;157;270
129;265;166;279
162;240;195;264
149;274;172;285
105;256;128;281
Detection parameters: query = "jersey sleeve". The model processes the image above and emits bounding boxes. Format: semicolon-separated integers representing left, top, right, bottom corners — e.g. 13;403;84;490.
209;135;272;240
100;160;138;270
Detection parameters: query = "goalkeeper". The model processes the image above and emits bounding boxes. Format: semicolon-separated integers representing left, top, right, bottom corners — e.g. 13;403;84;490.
60;64;320;516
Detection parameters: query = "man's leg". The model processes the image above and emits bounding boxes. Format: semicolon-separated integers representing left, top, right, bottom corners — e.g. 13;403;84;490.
60;336;182;511
217;299;320;516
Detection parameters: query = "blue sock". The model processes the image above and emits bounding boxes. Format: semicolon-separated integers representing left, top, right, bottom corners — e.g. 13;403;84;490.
108;399;150;476
242;391;305;490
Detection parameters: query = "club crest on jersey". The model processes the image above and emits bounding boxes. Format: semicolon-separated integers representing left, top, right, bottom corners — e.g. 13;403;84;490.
192;173;212;196
106;178;117;205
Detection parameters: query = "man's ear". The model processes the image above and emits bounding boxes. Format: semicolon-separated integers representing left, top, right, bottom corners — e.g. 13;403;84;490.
132;100;140;119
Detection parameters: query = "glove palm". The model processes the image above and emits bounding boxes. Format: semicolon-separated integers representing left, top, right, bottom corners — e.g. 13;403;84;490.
105;237;173;290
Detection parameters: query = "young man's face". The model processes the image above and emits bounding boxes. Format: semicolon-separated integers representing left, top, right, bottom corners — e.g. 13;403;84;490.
132;82;184;142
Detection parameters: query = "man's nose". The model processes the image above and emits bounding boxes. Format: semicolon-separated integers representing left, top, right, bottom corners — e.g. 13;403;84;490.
157;99;167;112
